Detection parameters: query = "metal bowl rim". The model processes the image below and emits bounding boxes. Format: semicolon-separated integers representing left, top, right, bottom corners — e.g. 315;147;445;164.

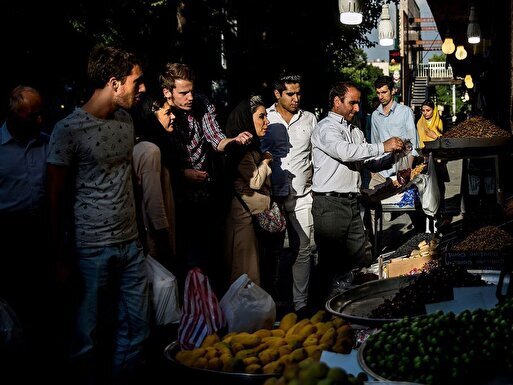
164;340;277;379
357;335;426;385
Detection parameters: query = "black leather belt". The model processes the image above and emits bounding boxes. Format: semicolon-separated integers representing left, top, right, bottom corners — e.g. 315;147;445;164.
312;191;359;199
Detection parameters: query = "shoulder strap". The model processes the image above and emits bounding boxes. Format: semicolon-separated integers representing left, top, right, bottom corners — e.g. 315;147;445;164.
233;191;251;213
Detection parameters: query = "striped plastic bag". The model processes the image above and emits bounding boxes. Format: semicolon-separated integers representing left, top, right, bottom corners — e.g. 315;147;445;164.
178;268;226;350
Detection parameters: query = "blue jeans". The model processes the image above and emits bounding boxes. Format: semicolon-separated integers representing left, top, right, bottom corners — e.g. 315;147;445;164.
71;239;150;379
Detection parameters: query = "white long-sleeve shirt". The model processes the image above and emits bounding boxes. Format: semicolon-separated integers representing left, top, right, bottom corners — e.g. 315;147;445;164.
312;111;389;193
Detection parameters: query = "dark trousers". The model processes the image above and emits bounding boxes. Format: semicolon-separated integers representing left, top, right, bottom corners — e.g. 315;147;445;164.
174;196;222;296
0;215;68;383
311;195;367;305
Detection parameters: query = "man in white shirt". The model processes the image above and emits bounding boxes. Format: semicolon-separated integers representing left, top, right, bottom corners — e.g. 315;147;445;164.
311;81;404;304
261;73;317;316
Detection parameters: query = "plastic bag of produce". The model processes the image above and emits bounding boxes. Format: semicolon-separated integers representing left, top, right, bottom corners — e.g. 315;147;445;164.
394;139;413;185
413;153;440;217
146;255;181;325
0;297;23;349
178;268;226;350
220;273;276;333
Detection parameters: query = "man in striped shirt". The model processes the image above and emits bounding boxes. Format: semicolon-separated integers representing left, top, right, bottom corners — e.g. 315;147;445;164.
158;63;252;290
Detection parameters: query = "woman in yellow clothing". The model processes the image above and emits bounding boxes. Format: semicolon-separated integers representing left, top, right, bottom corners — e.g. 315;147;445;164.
417;98;451;224
417;99;443;148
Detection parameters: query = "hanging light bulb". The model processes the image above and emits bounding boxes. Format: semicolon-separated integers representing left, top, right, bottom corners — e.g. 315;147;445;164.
441;37;456;54
467;5;481;44
455;45;468;60
464;74;474;89
338;0;363;25
378;4;394;46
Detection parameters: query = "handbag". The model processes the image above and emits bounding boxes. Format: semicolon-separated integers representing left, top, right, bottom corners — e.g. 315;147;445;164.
254;201;287;233
234;193;286;234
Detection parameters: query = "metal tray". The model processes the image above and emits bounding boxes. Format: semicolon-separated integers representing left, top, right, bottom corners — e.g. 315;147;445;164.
326;271;501;327
424;136;512;150
163;341;277;385
326;275;416;327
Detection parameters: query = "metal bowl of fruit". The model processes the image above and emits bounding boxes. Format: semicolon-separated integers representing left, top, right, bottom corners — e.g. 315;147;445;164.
357;306;513;385
326;266;491;327
164;340;278;385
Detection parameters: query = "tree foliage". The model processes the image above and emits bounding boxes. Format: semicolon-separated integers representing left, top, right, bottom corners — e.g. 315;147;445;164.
338;49;385;114
2;0;387;122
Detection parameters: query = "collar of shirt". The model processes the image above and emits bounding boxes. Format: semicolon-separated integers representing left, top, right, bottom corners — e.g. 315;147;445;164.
267;104;304;126
377;100;398;117
327;111;351;128
0;122;14;145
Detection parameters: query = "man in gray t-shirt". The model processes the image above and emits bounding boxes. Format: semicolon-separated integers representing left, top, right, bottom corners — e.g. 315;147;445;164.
47;46;149;385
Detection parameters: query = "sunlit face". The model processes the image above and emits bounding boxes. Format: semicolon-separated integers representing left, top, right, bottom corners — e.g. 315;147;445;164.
155;102;175;133
164;79;194;111
275;83;301;114
253;105;269;137
421;105;434;120
116;64;146;109
334;87;360;122
376;84;394;107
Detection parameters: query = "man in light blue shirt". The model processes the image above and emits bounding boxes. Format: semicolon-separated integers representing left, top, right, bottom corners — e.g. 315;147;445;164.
0;85;50;382
0;86;48;216
371;76;419;186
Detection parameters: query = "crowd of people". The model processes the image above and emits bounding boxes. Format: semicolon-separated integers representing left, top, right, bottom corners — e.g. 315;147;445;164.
1;45;453;384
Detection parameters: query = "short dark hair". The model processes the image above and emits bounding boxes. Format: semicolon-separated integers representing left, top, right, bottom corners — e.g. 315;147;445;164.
328;81;360;109
158;63;195;91
273;72;302;94
374;75;395;91
421;99;435;109
87;46;142;89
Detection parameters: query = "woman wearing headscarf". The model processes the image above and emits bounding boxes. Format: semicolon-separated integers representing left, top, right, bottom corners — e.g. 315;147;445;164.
132;95;178;271
224;95;272;286
416;98;450;224
417;99;443;148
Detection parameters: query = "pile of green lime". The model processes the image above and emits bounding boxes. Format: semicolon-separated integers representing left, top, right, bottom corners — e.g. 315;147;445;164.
363;297;513;384
263;360;368;385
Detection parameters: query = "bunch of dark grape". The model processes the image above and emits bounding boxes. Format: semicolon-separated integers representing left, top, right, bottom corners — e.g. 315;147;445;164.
370;265;486;318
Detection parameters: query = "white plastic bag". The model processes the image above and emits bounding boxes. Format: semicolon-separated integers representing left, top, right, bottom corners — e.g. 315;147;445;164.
220;273;276;333
0;297;23;348
413;153;440;217
146;255;181;325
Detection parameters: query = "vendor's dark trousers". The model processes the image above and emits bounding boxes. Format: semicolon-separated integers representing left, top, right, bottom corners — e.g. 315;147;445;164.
311;195;367;305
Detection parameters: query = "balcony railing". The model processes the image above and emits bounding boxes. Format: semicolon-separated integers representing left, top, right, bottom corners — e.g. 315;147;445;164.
416;62;453;78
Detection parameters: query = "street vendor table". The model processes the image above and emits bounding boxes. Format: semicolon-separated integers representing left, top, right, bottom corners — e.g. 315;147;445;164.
422;137;513;207
372;192;434;258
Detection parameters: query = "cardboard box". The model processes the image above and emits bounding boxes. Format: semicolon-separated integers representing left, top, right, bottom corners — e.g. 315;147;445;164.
385;255;431;278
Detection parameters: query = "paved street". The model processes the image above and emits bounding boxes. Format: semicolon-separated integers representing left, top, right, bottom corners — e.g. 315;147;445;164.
378;158;463;253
